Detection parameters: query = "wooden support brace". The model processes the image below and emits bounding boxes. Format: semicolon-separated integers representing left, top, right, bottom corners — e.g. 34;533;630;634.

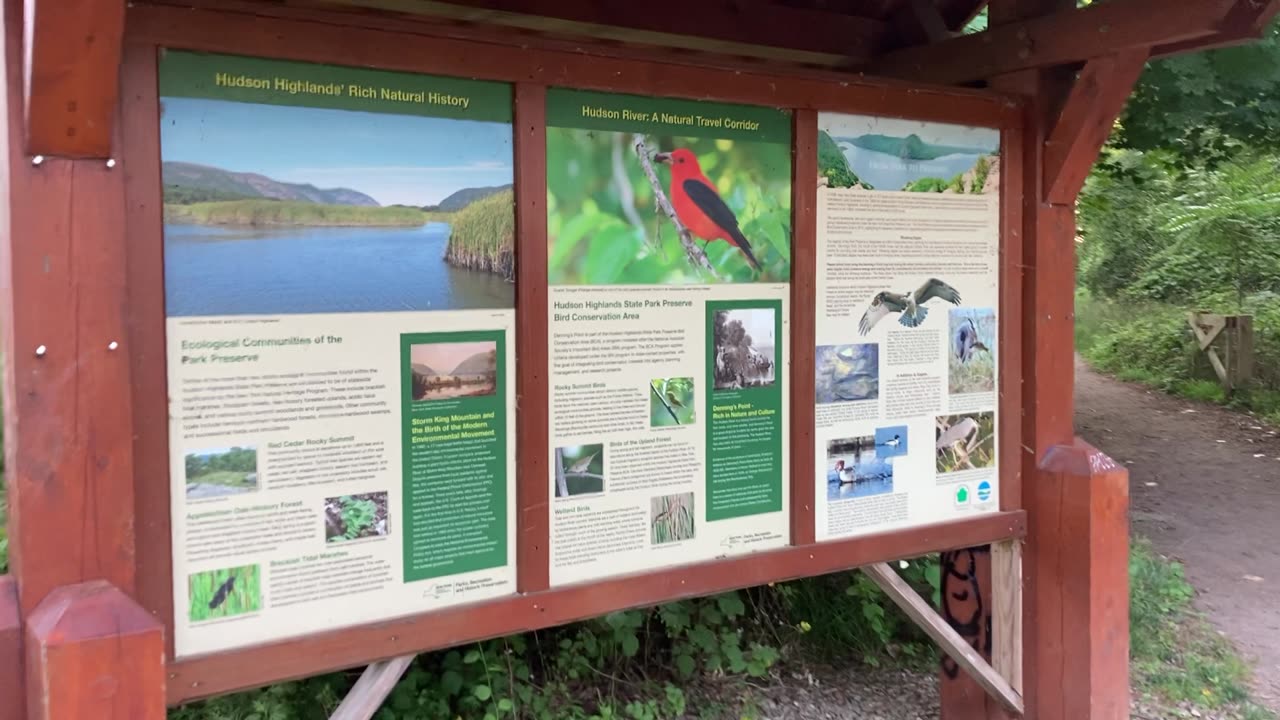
1155;0;1280;57
330;654;417;720
1042;48;1150;206
862;563;1024;716
991;541;1023;696
0;576;22;720
22;0;125;157
24;580;165;720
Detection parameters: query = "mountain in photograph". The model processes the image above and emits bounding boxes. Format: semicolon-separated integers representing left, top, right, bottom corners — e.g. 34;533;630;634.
838;133;991;161
452;350;496;375
818;130;869;189
411;362;440;377
163;161;380;206
430;184;513;212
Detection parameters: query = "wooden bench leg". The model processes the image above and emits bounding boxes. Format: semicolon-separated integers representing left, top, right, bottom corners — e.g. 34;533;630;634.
24;580;165;720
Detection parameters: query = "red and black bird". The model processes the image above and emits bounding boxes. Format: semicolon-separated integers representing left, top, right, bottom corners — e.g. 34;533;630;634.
654;148;762;272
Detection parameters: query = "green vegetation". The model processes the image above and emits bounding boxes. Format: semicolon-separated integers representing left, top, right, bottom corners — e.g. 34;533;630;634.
649;377;695;426
844;133;988;161
185;447;257;488
165;199;428;227
163;184;254;204
444;189;514;278
817;130;868;189
187;565;261;623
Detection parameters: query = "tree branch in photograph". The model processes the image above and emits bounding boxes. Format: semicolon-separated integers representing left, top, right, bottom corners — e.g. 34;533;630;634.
633;135;720;278
564;472;605;482
555;447;569;498
650;380;681;425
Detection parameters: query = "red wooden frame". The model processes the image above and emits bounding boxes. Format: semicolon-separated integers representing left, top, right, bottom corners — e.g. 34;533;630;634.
118;2;1026;704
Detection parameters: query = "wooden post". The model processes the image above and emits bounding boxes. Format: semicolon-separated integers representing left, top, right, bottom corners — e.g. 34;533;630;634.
24;581;165;720
0;576;22;720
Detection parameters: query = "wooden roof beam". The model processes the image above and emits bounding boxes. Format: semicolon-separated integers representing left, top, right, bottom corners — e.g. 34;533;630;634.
23;0;125;157
1042;47;1150;205
862;0;1236;85
1153;0;1280;58
354;0;892;64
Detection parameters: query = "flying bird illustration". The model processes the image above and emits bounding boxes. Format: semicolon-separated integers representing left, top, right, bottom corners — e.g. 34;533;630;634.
565;451;598;475
954;317;990;363
858;278;962;335
655;148;762;272
208;574;237;610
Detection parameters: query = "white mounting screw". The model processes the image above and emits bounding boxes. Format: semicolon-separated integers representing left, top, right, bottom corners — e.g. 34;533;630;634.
105;158;117;169
108;341;119;351
31;155;44;166
35;344;47;357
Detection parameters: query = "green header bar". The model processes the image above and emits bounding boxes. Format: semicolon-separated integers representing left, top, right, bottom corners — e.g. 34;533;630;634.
159;50;512;122
547;88;790;144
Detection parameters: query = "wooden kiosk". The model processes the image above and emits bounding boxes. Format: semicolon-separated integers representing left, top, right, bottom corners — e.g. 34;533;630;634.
1;1;1274;718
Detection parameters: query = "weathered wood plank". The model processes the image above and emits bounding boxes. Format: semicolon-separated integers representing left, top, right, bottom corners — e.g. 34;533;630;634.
991;541;1023;695
790;109;817;546
0;576;21;720
330;655;416;720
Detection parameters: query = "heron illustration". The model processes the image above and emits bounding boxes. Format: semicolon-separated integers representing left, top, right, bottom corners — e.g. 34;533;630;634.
954;317;990;363
858;278;962;335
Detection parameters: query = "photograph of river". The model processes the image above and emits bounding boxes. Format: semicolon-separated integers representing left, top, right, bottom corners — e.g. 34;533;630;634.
159;92;515;316
817;113;1000;194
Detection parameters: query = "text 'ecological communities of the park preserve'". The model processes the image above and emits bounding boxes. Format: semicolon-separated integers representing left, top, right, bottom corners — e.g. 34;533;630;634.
160;50;516;656
546;89;792;585
815;113;1002;540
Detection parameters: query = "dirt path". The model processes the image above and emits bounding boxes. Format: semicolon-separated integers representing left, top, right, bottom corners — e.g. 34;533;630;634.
1074;357;1280;708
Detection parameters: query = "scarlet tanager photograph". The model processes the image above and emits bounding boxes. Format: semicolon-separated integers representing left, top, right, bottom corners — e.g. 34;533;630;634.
546;92;792;285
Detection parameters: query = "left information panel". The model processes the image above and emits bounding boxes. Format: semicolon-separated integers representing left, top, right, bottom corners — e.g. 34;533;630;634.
160;51;517;657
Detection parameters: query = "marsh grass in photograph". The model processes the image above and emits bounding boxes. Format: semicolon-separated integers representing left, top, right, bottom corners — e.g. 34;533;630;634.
555;444;604;498
650;492;695;544
651;377;695;426
949;308;996;395
325;492;389;543
188;564;261;622
935;412;996;473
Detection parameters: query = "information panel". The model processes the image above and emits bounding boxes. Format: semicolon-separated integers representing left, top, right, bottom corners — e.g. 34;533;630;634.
814;113;1001;541
161;51;517;656
546;89;792;585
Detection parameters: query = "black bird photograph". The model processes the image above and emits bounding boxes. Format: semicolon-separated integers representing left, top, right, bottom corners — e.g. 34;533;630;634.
858;278;962;335
209;574;237;610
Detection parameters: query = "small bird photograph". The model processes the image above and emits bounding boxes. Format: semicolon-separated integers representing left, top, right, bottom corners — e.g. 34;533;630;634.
650;377;695;427
555;444;604;498
825;435;894;501
949;308;996;395
713;308;777;391
187;564;261;623
546;124;791;285
650;492;695;545
857;277;962;335
324;492;389;544
815;343;879;403
874;425;909;458
935;412;996;474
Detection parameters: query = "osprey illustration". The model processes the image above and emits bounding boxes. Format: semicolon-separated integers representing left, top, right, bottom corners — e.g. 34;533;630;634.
857;278;962;335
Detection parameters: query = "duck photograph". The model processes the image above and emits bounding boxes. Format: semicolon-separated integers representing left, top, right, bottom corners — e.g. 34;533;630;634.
825;435;895;501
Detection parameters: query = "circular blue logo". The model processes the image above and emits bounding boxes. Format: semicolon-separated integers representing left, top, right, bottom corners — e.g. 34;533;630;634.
977;480;992;503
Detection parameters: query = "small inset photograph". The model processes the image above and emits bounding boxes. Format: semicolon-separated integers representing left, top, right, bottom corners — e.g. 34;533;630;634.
857;278;962;335
713;308;776;391
815;343;879;403
324;492;390;544
410;340;498;401
185;446;259;500
188;564;261;622
650;377;696;426
825;435;894;501
936;412;996;473
949;308;996;394
875;425;909;458
555;444;604;498
650;492;695;545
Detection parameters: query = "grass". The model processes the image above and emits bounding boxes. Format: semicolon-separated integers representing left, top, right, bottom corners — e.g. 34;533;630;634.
443;189;514;276
164;199;428;227
650;493;695;544
1130;539;1276;718
187;564;262;623
188;469;255;488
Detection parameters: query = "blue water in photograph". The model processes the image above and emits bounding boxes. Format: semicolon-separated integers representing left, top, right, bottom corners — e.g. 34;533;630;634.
839;144;985;191
874;425;909;458
164;222;514;316
825;446;894;501
815;343;879;404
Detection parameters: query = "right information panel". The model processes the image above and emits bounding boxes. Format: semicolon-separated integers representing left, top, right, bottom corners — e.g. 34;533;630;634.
814;113;1001;541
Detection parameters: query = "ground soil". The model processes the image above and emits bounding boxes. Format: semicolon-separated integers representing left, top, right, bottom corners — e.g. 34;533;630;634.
1075;356;1280;709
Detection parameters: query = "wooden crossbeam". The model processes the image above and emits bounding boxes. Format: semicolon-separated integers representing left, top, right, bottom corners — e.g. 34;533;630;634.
23;0;125;157
1154;0;1280;57
862;0;1234;85
345;0;891;63
330;654;416;720
862;563;1024;715
1042;47;1150;205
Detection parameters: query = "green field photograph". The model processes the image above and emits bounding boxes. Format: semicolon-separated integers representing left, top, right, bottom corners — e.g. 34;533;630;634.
650;377;695;426
324;492;389;543
555;444;604;498
547;128;791;285
935;412;996;473
650;492;695;545
188;564;261;622
818;114;999;194
185;445;258;500
949;308;996;395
